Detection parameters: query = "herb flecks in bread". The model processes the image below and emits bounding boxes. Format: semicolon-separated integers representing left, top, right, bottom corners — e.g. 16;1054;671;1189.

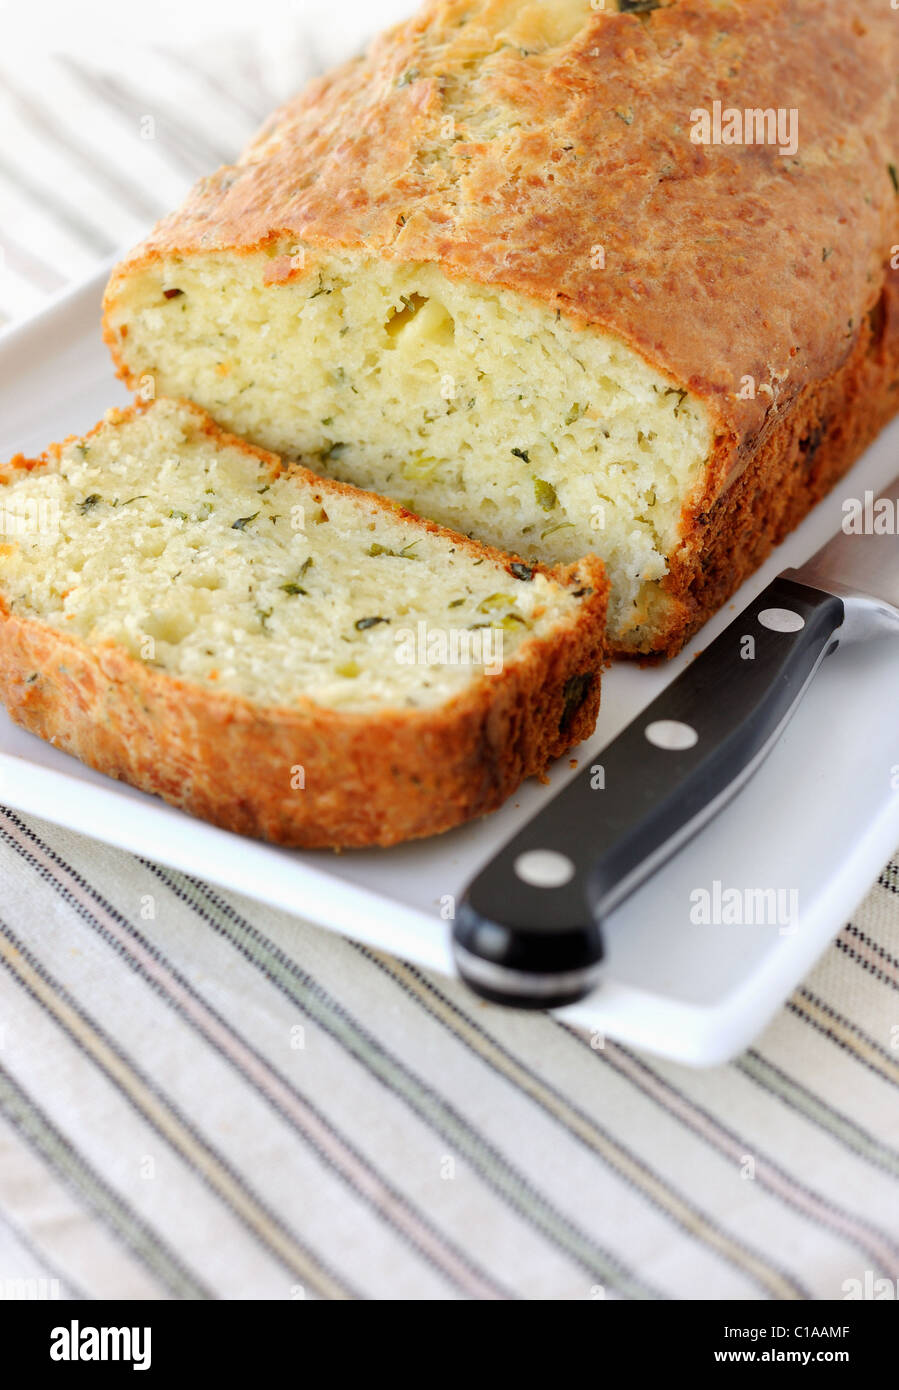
0;399;608;849
106;256;710;652
103;0;899;658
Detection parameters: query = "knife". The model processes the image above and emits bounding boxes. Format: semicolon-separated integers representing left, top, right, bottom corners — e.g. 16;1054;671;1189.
452;472;899;1010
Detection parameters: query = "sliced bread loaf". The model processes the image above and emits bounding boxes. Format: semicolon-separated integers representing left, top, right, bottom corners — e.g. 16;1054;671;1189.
0;398;607;848
102;0;899;657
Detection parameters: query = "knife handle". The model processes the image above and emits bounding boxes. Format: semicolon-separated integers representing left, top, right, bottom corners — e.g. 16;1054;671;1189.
453;576;844;1009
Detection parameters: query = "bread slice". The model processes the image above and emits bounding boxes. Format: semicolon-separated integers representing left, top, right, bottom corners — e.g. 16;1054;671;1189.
0;398;607;848
102;0;899;657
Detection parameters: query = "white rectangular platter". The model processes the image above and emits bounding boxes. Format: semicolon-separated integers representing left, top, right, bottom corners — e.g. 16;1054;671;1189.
2;265;898;1066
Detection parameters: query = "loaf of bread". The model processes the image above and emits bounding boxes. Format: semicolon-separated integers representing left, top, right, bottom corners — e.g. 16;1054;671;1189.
0;399;607;848
102;0;899;656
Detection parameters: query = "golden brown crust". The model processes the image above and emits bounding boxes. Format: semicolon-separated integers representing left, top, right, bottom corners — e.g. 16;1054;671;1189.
102;0;899;657
0;403;609;849
104;1;898;445
645;263;899;657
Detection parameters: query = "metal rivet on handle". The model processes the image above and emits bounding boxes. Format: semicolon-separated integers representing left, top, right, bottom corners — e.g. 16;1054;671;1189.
645;719;699;751
514;849;576;889
758;608;805;633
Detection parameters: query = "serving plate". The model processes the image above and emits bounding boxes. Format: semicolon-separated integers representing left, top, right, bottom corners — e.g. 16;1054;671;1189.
2;264;898;1065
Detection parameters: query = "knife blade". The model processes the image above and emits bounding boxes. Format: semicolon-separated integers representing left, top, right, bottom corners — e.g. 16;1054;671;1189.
787;483;899;632
452;473;899;1010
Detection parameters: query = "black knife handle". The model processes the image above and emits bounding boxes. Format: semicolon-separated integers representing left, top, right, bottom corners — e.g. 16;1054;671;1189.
453;576;844;1009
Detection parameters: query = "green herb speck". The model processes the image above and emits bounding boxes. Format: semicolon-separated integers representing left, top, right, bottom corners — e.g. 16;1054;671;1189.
281;556;313;595
534;478;558;511
478;593;514;613
367;541;420;560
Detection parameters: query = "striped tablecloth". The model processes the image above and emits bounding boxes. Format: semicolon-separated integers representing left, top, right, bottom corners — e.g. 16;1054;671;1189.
0;24;897;1302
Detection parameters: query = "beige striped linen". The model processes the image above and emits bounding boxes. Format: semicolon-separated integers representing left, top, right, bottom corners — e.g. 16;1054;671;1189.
0;24;897;1301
